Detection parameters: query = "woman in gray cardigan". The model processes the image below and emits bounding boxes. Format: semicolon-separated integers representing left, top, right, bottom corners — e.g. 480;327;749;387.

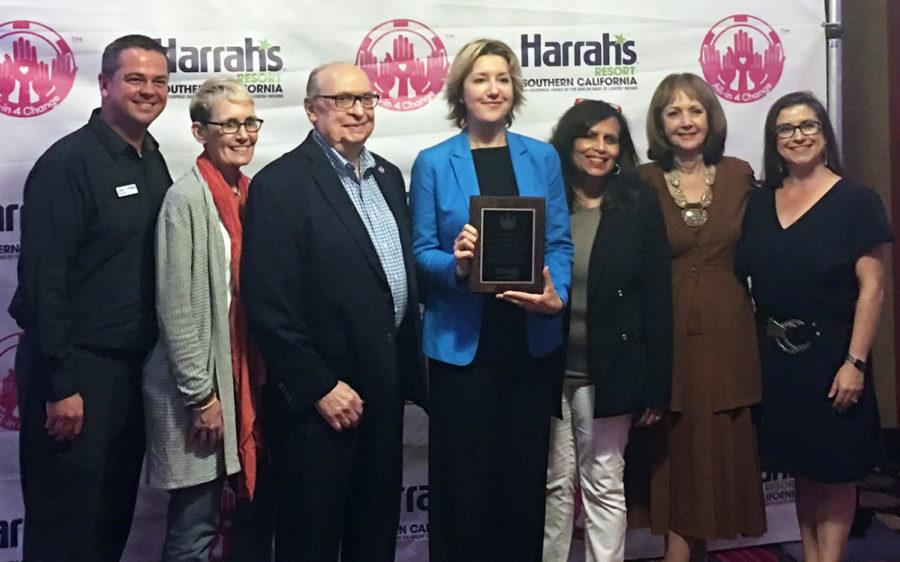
143;77;266;560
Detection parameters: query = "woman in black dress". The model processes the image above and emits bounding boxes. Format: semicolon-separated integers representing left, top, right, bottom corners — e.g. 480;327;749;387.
736;91;891;562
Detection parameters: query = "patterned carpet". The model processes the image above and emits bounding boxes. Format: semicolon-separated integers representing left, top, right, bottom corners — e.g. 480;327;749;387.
703;430;900;562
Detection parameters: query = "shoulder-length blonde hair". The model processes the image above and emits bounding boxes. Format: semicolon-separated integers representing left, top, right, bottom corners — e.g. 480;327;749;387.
444;38;525;129
645;73;727;171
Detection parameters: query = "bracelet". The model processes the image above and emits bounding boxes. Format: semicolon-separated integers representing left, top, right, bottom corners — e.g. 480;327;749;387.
191;393;218;412
845;353;867;373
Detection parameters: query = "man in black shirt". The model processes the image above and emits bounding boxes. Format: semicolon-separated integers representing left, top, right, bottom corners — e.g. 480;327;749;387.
9;34;171;561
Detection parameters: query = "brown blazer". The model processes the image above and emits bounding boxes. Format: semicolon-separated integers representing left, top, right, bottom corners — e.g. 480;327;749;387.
638;157;761;412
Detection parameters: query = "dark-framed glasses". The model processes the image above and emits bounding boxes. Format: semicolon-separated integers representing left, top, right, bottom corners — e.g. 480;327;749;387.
204;117;264;134
315;93;380;109
774;120;821;139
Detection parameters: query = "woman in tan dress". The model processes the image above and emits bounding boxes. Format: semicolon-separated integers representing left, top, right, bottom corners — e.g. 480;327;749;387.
634;73;766;561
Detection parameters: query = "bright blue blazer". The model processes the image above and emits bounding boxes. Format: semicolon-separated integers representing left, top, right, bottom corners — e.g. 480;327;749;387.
409;130;573;366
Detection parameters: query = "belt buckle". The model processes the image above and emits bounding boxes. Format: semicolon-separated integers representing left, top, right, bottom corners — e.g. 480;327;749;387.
765;318;812;355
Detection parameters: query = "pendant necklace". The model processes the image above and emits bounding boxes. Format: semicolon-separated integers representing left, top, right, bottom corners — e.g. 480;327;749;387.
663;164;715;227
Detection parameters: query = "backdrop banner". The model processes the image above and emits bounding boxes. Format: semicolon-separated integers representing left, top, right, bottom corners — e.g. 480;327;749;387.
0;0;823;559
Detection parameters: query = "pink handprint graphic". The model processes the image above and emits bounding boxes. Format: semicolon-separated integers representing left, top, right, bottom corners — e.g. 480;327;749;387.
0;55;15;102
390;34;416;98
720;47;737;87
12;37;40;106
730;30;756;94
697;14;785;103
408;58;429;96
354;19;450;111
699;44;721;85
0;20;78;117
32;60;53;100
426;46;448;94
764;42;784;86
0;367;19;430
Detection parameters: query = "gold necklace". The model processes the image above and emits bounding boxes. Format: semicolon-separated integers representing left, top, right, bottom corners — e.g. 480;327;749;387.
663;164;715;227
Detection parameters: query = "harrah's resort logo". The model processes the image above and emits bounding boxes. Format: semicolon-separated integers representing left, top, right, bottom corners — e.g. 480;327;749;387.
356;19;448;112
699;14;784;103
0;202;20;260
519;33;639;92
157;37;284;99
0;332;21;432
0;20;77;118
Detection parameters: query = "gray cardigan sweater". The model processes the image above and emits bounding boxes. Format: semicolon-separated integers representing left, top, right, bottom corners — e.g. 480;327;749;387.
143;165;240;489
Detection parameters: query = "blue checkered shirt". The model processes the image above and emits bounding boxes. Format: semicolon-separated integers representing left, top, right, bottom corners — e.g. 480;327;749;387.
312;130;408;328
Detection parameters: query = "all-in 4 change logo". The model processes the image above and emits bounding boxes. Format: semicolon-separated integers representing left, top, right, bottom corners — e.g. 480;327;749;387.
0;20;77;118
699;14;784;103
157;37;284;99
0;332;21;432
356;19;448;112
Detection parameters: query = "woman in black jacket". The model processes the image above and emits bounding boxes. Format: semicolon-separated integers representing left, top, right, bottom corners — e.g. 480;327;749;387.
543;99;672;562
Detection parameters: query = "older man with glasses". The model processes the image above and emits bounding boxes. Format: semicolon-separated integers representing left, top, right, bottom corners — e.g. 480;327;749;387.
241;61;427;562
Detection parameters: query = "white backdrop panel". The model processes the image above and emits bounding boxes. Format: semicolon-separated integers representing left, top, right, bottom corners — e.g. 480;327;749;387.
0;1;824;560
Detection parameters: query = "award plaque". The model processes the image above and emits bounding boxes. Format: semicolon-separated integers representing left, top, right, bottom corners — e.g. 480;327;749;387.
469;196;545;293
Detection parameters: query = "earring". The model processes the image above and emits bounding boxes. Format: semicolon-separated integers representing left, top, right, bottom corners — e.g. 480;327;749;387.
612;163;621;175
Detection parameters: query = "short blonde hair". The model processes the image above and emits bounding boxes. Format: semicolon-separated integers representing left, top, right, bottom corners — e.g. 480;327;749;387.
444;38;525;129
189;76;253;123
645;73;727;171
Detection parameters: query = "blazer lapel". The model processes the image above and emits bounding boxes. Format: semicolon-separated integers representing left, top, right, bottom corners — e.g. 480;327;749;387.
587;186;628;297
299;136;389;289
449;132;480;208
507;133;540;197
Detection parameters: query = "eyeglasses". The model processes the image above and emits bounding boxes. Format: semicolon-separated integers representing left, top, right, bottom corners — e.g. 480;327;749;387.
315;93;380;109
204;118;264;134
774;120;821;139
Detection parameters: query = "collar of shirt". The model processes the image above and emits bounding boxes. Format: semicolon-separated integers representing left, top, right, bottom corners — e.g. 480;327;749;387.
87;108;160;159
311;129;376;183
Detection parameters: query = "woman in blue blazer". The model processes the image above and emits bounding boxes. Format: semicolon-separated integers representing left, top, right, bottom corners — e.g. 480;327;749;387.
410;38;573;562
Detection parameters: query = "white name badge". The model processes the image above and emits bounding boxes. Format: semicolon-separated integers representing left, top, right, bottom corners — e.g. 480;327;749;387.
115;184;139;197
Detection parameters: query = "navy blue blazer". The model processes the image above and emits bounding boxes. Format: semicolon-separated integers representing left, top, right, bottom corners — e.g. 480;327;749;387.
409;130;573;366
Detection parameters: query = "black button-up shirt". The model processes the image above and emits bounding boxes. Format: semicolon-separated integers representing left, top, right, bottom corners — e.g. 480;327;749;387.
10;109;171;400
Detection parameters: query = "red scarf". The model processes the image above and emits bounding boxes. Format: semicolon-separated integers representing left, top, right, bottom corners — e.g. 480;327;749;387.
196;153;266;499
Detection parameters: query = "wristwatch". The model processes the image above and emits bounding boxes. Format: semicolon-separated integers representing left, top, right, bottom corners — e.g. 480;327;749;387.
845;353;867;373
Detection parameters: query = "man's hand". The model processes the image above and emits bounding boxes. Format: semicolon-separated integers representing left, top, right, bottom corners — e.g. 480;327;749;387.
315;381;364;431
190;396;224;449
45;393;84;441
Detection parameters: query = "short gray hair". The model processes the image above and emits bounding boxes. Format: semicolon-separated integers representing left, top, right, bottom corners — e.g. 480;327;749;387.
189;77;253;123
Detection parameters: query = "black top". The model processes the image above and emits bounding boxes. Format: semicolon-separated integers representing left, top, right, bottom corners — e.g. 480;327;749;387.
472;146;518;197
471;146;528;361
10;109;171;400
735;179;892;481
555;171;672;417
